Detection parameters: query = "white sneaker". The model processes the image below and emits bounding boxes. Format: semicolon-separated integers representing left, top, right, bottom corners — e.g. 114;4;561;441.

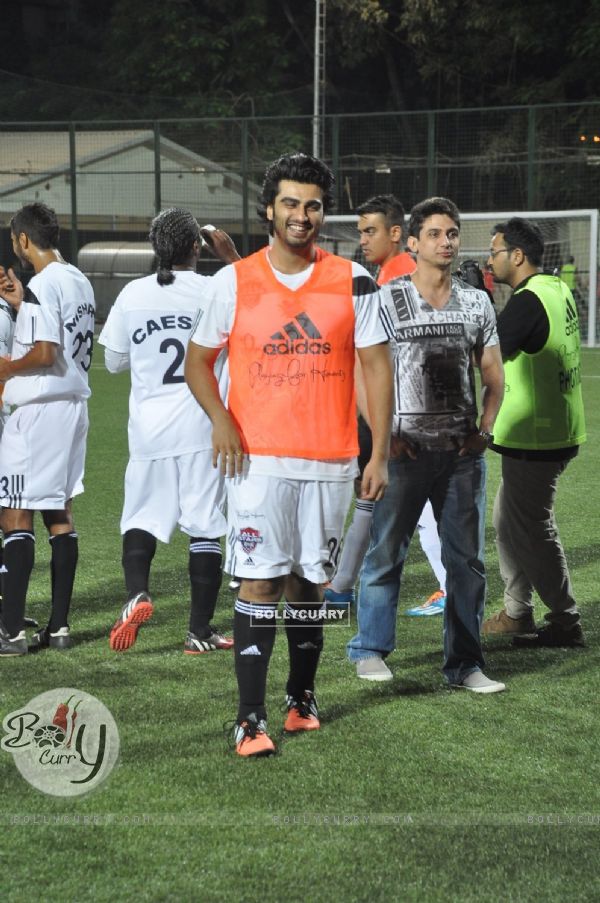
452;671;506;694
356;656;393;681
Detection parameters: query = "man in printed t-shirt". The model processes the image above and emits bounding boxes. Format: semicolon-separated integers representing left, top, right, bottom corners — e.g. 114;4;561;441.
347;196;506;693
185;152;394;757
325;193;448;619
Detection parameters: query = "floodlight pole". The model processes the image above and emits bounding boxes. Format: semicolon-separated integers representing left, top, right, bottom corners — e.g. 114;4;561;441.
313;0;326;158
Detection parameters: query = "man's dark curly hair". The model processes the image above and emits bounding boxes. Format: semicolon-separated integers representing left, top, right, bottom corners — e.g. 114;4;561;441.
149;208;201;286
10;202;60;249
257;152;336;232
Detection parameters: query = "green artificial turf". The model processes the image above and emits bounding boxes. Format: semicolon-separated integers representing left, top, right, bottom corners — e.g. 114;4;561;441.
1;349;599;902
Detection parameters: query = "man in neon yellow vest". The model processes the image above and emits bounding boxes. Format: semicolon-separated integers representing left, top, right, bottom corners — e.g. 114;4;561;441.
560;255;576;292
482;217;586;647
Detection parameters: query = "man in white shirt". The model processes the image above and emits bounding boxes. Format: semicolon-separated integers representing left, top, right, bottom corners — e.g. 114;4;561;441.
0;202;95;656
99;208;239;655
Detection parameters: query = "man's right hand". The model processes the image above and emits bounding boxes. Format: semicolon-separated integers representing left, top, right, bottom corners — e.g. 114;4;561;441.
0;267;24;308
390;435;417;460
211;410;245;477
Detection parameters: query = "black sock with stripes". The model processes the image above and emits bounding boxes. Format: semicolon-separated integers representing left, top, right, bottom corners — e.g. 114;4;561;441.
122;529;156;598
284;601;325;699
188;537;223;637
234;599;277;722
48;532;78;631
1;531;35;637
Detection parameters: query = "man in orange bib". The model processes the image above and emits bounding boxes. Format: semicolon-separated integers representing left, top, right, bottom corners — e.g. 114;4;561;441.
185;153;393;757
356;193;416;285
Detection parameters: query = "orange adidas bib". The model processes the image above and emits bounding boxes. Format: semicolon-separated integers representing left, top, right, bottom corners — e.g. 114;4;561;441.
228;247;358;459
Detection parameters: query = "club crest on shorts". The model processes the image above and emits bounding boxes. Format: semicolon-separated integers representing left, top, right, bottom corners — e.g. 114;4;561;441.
238;526;263;554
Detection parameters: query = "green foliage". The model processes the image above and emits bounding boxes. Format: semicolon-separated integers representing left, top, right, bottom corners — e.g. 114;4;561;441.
399;0;598;106
105;0;295;115
3;0;599;120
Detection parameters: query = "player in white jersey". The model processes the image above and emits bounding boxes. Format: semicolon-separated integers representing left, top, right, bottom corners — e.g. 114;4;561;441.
99;208;240;654
0;202;95;656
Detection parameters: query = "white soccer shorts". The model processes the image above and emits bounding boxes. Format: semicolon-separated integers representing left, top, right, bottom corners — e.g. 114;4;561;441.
120;449;226;543
225;474;354;583
0;400;88;510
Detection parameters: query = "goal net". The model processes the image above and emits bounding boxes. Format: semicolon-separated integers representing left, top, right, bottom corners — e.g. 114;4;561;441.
321;210;599;346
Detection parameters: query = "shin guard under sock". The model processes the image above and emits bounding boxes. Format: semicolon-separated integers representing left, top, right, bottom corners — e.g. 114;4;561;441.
48;532;78;631
122;529;156;598
188;538;223;636
1;531;35;637
234;599;277;722
284;601;324;699
330;499;374;593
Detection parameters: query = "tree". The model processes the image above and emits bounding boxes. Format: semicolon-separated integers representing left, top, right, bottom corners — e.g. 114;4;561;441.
2;0;599;121
399;0;599;106
102;0;310;118
327;0;600;108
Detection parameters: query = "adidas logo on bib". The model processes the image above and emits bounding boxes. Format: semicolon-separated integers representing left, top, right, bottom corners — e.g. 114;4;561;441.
263;312;331;355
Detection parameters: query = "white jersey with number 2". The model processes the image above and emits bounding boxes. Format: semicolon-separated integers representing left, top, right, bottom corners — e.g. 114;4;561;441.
99;270;227;461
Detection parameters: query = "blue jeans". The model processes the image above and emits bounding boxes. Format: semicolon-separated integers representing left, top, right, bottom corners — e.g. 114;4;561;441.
347;450;487;684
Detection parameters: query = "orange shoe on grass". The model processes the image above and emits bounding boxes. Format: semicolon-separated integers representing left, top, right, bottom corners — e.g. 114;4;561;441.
233;714;276;757
109;592;154;651
284;691;320;732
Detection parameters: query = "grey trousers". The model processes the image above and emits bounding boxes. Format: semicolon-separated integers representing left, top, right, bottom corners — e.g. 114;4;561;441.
493;455;580;629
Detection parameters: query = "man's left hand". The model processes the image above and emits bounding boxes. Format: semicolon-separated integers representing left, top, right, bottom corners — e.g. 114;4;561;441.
458;432;490;456
201;228;241;264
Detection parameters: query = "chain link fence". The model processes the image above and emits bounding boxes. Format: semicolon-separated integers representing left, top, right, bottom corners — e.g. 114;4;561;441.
1;101;599;323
